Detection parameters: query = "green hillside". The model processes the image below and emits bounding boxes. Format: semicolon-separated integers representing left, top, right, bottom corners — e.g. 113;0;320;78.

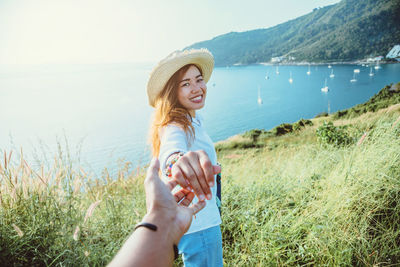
187;0;400;66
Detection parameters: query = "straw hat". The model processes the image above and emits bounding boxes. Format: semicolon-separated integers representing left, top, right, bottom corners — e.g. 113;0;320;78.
146;48;214;107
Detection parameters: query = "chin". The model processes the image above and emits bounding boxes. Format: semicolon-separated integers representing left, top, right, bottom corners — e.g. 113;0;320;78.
194;102;205;110
185;100;205;111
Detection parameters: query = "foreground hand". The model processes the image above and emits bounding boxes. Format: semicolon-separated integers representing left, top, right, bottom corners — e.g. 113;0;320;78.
170;150;221;201
144;158;206;243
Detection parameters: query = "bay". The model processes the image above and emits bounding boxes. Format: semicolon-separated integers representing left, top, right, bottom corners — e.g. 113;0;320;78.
1;63;399;175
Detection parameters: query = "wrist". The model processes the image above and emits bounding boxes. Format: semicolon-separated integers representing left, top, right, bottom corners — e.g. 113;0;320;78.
165;152;185;178
142;209;174;226
142;210;182;244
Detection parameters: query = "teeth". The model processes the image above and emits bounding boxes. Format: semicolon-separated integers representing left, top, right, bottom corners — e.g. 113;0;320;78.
191;95;202;101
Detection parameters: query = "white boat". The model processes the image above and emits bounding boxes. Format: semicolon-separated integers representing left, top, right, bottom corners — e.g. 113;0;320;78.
276;66;280;75
265;71;269;80
369;67;374;77
257;86;263;105
306;64;311;75
374;62;381;70
329;69;335;78
289;71;293;83
321;78;329;92
350;72;357;82
328;64;332;69
354;69;360;73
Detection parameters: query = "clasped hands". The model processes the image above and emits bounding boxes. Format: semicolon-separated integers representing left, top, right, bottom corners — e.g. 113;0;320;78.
144;150;220;242
168;150;221;202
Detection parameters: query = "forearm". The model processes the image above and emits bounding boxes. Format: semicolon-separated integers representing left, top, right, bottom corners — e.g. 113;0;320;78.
108;212;178;267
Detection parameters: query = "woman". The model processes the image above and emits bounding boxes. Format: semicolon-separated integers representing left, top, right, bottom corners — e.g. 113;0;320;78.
147;48;223;266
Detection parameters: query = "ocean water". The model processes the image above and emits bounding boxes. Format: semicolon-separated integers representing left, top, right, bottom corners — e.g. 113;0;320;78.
1;63;399;175
204;64;400;141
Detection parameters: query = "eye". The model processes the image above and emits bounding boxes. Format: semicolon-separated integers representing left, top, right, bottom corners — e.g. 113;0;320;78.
181;82;190;87
197;78;204;83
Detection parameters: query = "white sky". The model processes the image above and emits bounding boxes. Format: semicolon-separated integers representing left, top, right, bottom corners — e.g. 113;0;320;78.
0;0;341;65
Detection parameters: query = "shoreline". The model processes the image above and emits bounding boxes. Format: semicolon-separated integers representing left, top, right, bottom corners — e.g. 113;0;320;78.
215;81;400;146
218;61;399;68
258;61;399;66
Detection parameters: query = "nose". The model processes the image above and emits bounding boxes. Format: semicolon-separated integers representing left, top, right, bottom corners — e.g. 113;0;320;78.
191;82;204;93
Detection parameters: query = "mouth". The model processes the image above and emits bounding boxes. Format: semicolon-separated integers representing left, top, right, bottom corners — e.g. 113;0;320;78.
190;95;203;103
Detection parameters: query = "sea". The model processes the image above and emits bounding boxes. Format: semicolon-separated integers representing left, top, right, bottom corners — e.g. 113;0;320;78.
1;62;399;175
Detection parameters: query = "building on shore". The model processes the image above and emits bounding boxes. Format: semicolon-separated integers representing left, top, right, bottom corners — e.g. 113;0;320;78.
271;56;284;63
270;55;295;63
367;55;384;62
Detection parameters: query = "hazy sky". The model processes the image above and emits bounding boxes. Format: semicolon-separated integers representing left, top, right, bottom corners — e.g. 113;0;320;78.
0;0;340;65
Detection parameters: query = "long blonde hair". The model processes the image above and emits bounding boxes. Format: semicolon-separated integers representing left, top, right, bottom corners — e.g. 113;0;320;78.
149;64;201;157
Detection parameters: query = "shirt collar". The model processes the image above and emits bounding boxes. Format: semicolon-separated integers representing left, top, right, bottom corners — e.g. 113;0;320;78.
191;113;202;126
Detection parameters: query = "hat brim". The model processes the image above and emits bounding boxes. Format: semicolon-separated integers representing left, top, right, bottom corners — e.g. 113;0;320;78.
147;48;214;107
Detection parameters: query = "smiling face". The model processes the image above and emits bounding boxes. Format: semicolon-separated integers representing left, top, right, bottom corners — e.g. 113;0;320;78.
177;65;207;117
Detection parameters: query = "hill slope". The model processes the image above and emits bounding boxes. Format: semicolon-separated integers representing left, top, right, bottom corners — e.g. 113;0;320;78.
188;0;400;66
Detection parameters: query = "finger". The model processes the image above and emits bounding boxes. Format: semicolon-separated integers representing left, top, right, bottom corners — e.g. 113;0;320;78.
179;191;195;206
186;152;211;200
171;164;189;189
213;165;221;175
190;200;206;215
165;179;178;191
145;157;160;184
144;158;161;211
177;158;206;201
173;188;191;203
198;151;214;188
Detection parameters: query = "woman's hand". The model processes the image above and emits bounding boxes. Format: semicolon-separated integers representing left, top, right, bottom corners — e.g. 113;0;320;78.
170;150;221;201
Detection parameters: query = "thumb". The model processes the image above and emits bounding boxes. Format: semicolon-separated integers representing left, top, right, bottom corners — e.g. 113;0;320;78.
212;165;221;175
145;158;160;183
144;158;161;212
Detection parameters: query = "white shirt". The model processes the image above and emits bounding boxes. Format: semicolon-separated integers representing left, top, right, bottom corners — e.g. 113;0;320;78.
159;113;222;234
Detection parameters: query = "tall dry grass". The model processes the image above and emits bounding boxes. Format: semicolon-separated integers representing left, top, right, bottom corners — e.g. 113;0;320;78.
0;145;146;266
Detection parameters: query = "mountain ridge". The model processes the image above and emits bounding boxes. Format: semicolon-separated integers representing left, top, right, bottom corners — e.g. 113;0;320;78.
187;0;400;66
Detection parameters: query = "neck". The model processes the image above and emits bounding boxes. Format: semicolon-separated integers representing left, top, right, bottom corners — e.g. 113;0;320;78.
189;110;196;118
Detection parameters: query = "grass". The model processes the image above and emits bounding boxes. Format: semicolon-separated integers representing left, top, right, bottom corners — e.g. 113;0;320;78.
0;148;147;266
218;108;400;266
1;83;400;266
